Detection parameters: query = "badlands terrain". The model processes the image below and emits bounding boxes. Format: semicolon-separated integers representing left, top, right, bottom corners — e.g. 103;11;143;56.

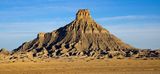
0;9;159;74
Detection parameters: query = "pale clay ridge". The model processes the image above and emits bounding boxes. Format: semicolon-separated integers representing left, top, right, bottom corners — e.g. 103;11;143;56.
4;9;158;61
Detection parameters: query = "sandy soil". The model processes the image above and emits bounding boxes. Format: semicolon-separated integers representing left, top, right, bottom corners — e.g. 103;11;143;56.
0;59;160;74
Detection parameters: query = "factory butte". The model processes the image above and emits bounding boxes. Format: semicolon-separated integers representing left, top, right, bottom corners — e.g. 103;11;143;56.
0;9;159;61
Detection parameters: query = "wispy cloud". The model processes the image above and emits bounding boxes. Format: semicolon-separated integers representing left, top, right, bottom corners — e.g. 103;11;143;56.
107;25;160;33
0;16;74;30
96;15;160;21
106;25;160;49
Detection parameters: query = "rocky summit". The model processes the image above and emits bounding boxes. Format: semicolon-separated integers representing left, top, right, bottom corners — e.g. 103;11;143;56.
8;9;159;60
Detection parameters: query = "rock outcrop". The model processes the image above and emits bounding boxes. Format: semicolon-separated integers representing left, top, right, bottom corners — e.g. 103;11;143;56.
0;48;10;55
0;48;10;61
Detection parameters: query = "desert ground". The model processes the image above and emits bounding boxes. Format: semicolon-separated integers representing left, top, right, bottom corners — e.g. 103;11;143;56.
0;58;160;74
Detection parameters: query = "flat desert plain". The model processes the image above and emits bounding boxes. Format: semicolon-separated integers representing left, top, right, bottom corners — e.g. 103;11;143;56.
0;59;160;74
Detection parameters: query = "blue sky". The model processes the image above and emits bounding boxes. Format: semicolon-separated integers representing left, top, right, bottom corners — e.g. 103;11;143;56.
0;0;160;50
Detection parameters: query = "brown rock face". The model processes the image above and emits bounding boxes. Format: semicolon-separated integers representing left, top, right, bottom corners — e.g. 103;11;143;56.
13;9;137;58
76;9;91;20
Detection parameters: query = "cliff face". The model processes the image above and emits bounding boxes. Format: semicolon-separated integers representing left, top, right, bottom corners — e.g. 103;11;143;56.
13;9;136;58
